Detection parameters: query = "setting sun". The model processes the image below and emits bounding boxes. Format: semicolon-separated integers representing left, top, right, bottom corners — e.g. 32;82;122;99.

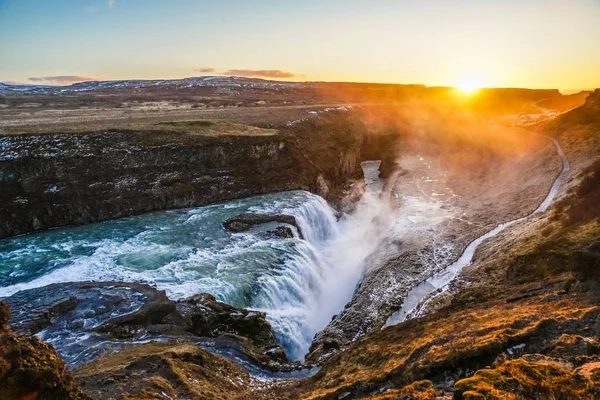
458;76;484;94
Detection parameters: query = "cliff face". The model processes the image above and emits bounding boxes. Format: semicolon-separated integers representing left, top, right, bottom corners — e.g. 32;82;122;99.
0;117;364;238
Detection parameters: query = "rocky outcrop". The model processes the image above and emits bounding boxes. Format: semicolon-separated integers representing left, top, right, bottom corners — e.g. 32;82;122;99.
4;282;174;338
0;301;89;400
4;282;290;370
168;293;289;366
0;115;365;239
224;212;301;236
75;342;255;400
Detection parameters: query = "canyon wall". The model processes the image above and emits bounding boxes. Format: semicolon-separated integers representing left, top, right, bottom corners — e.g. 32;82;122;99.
0;119;365;238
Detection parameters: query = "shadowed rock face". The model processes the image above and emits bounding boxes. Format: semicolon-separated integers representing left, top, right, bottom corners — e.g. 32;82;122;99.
0;116;365;239
223;212;302;237
571;242;600;283
0;301;90;400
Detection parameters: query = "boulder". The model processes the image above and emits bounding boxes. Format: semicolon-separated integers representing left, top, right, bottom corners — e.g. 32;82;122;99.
174;293;288;364
267;225;295;238
223;212;302;238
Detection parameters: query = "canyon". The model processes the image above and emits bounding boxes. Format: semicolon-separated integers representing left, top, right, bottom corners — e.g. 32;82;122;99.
0;80;599;399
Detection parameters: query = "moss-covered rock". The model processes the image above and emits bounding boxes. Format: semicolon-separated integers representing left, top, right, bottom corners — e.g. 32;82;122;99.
75;342;255;400
453;357;596;400
0;301;89;400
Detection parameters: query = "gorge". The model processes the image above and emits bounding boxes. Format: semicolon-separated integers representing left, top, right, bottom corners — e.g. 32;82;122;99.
1;85;599;399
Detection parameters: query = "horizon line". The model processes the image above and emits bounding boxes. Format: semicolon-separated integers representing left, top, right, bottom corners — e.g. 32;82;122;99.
1;76;597;94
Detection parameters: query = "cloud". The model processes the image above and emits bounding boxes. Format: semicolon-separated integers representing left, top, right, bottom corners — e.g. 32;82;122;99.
108;0;116;7
28;76;99;85
223;69;301;79
195;68;216;73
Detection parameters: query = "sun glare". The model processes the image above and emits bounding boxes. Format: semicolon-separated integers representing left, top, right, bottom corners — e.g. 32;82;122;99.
457;76;483;94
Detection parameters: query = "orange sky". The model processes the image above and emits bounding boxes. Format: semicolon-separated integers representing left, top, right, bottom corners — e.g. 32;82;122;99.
1;0;599;90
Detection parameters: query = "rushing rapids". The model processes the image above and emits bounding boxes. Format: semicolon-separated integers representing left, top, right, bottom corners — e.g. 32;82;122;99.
0;162;386;362
0;191;335;360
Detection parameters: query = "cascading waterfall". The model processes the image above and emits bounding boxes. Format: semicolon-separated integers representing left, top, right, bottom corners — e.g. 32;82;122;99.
245;194;340;359
256;161;393;359
0;189;372;361
0;163;389;362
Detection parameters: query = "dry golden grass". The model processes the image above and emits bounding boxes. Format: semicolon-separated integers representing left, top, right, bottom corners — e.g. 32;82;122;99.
291;295;598;399
454;357;596;399
76;342;255;400
364;380;437;400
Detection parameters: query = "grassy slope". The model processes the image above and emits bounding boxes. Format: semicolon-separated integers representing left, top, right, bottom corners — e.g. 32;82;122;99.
75;342;255;400
537;91;591;113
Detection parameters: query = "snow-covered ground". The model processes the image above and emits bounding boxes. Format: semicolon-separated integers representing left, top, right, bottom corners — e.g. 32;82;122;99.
0;76;311;95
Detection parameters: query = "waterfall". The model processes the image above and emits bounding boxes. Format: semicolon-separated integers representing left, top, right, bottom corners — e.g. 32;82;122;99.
251;162;392;361
248;193;339;360
286;195;339;245
0;186;387;363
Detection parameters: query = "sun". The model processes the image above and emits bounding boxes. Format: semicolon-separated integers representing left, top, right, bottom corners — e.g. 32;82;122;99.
457;76;483;94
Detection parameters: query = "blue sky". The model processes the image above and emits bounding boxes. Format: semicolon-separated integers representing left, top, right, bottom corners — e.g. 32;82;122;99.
1;0;599;89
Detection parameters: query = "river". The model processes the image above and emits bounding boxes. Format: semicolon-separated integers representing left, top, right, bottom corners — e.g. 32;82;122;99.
0;162;386;363
384;137;570;326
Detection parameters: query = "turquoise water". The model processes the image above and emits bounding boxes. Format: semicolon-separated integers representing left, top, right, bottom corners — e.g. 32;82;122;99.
0;190;338;360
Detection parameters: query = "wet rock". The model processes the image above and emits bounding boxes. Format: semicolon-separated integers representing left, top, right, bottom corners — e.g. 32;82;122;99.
174;293;288;364
94;289;175;339
0;301;90;400
11;295;78;335
3;283;292;372
4;282;161;337
267;225;295;238
3;282;175;367
223;212;302;237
